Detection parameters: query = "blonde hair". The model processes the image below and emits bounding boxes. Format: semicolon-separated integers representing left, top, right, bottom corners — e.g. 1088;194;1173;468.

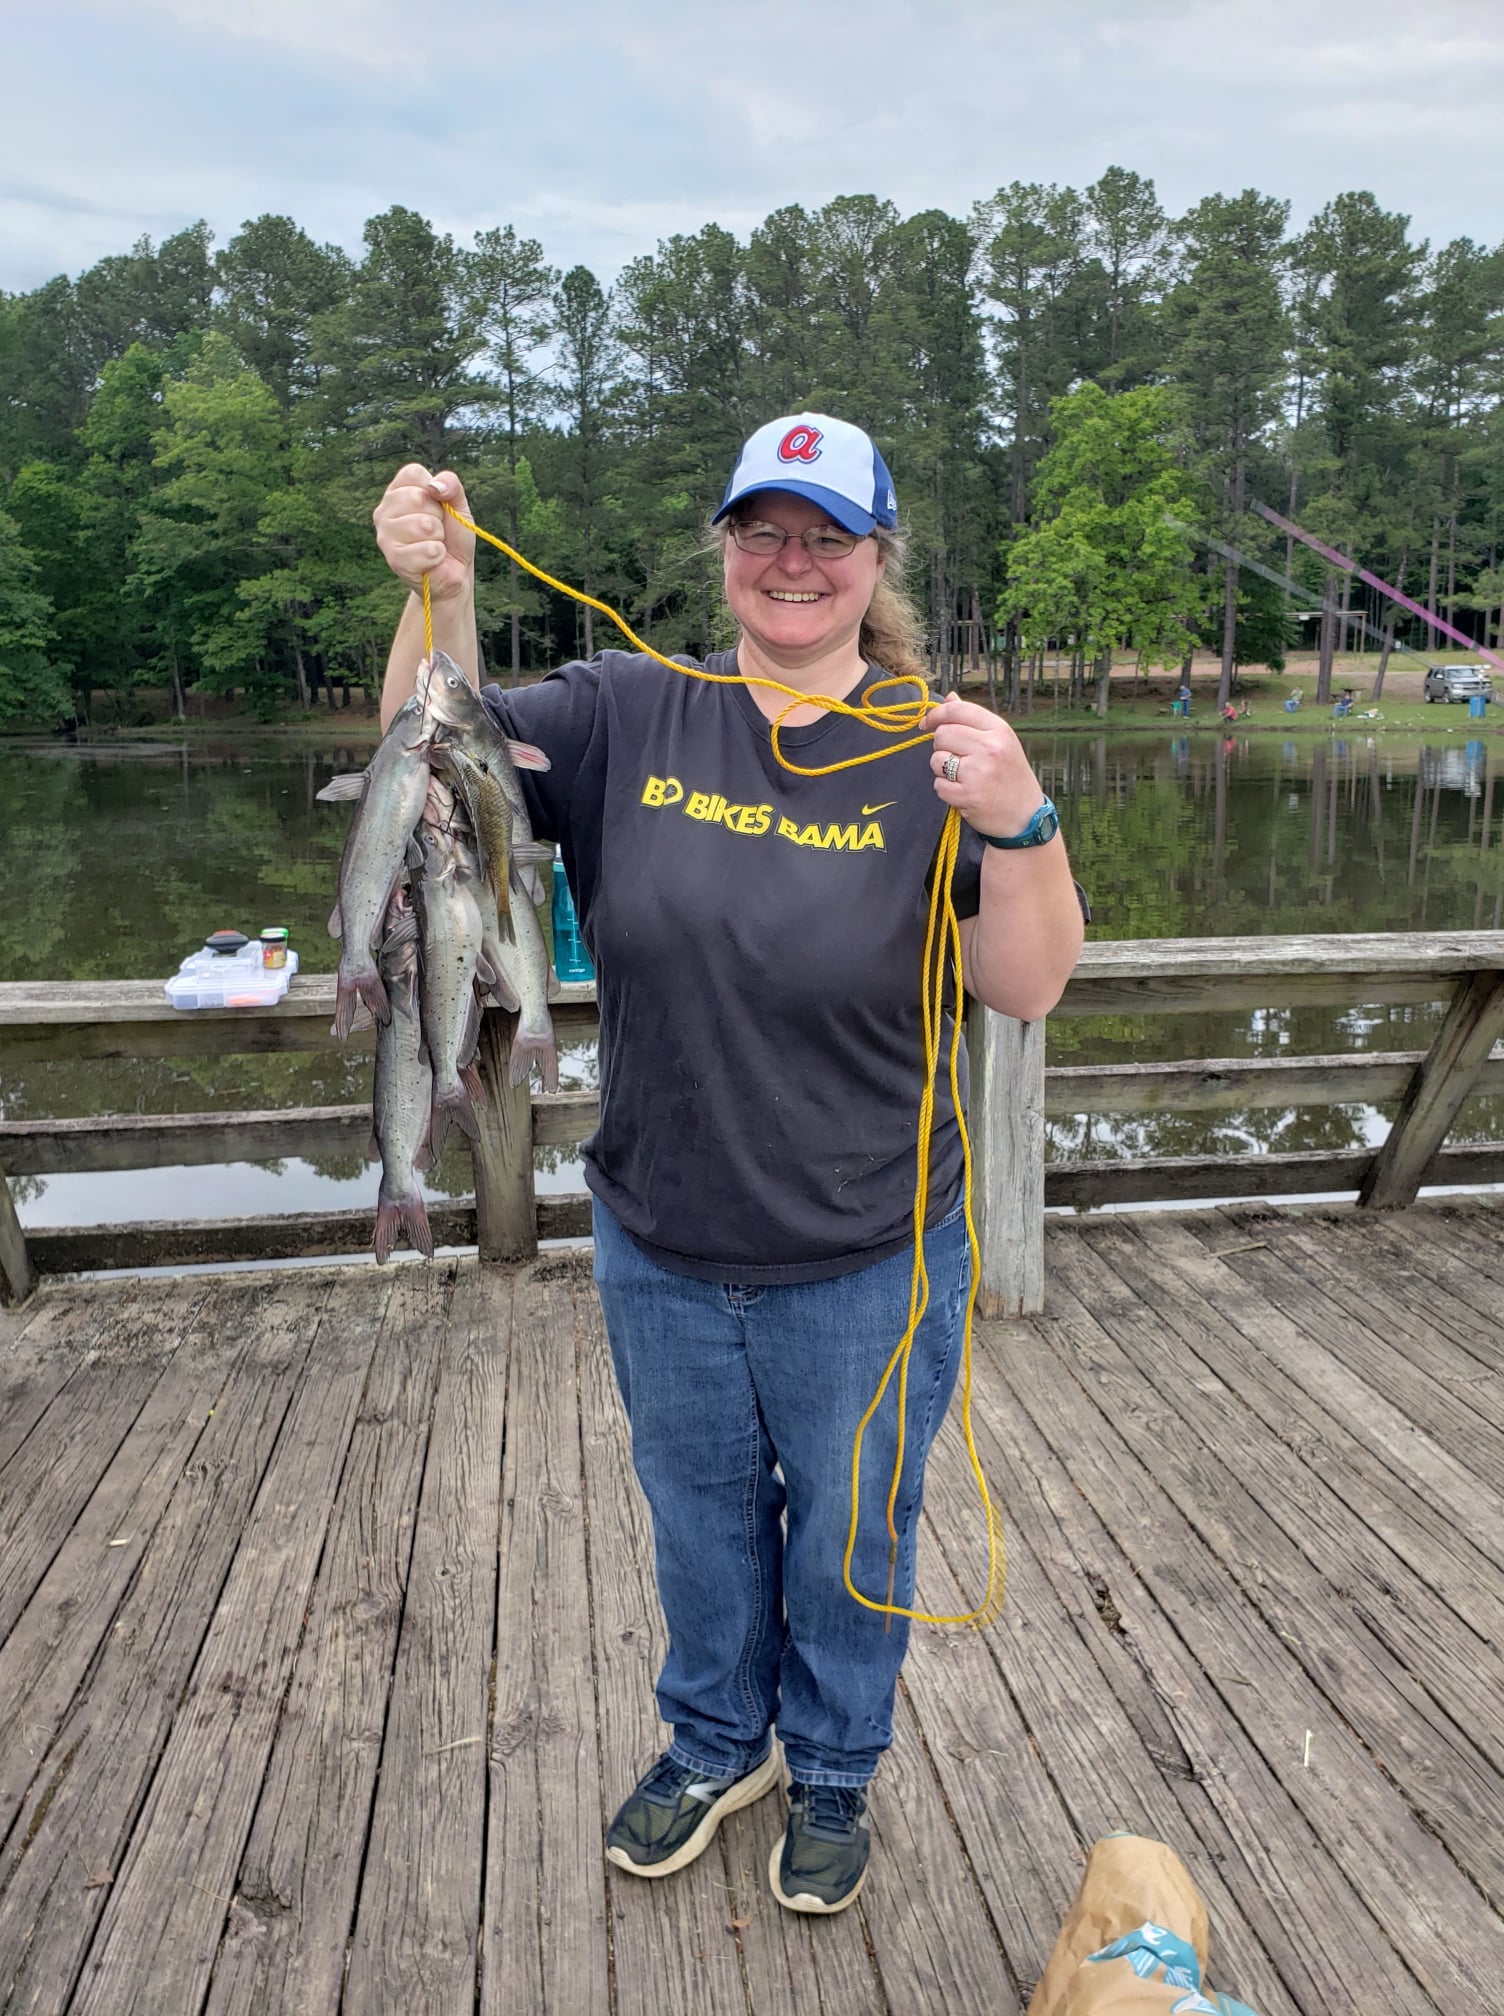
713;513;928;681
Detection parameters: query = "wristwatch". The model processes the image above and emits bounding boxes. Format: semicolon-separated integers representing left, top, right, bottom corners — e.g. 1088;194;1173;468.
983;796;1060;849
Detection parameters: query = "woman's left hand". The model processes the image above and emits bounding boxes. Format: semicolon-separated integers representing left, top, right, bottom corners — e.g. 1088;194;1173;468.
926;697;1048;841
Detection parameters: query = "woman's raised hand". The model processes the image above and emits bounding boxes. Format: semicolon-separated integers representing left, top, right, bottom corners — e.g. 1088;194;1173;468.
373;465;477;603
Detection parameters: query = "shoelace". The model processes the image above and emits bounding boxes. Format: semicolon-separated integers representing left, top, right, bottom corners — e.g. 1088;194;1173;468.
791;1782;866;1838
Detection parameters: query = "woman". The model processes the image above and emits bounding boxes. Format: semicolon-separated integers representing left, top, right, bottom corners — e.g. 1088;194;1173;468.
374;413;1084;1916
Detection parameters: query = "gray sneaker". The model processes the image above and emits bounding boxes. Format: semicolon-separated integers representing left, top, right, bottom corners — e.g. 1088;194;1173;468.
606;1749;780;1878
768;1781;871;1913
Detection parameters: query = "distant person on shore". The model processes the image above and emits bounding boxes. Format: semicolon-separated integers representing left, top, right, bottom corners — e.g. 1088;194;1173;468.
1283;690;1301;714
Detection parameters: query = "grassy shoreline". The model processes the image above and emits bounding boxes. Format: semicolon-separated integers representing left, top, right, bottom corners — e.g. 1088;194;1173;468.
7;650;1500;745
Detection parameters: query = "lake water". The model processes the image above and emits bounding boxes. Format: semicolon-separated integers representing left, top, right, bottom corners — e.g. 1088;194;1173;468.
3;728;1502;1232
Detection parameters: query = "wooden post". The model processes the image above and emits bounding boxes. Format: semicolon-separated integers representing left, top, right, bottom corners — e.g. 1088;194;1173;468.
1359;971;1504;1210
0;1166;37;1306
966;1001;1046;1317
469;1007;537;1263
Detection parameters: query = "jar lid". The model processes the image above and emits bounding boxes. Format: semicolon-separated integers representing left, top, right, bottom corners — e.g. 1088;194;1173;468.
260;927;289;941
205;929;250;956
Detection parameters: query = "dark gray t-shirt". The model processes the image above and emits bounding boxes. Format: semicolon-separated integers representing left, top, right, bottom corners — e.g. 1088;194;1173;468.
483;649;986;1283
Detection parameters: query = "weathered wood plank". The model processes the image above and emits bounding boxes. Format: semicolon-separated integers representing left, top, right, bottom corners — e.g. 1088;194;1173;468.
968;1002;1044;1317
0;1277;208;1645
0;1172;35;1307
205;1263;453;2016
972;1310;1430;2016
68;1273;384;2016
1360;972;1504;1207
343;1262;512;2014
0;975;598;1064
1034;1234;1504;2002
1150;1210;1504;1651
0;1106;376;1176
24;1194;591;1277
574;1285;754;2016
471;1008;537;1262
1076;1218;1504;1807
1171;1209;1504;1570
1044;1141;1504;1208
0;1281;116;1475
532;1088;599;1148
921;1358;1314;2016
479;1256;609;2016
0;1284;252;1852
0;1090;599;1176
1316;1202;1504;1358
1043;1048;1504;1116
0;1275;333;2014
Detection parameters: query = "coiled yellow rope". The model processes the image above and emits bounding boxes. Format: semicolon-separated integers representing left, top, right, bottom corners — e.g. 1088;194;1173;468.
423;507;1002;1628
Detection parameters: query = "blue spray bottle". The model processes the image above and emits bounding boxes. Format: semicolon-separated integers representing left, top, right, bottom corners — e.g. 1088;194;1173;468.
550;847;595;983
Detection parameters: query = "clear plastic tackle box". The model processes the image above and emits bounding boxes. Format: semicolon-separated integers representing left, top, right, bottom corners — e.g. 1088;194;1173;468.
164;941;300;1010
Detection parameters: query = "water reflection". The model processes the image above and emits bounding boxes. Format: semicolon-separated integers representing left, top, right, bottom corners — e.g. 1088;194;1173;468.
2;730;1501;1223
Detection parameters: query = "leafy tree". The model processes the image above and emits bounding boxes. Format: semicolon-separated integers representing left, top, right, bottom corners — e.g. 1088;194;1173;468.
216;214;351;408
551;265;623;656
1171;189;1291;709
0;510;69;726
472;225;558;675
1000;383;1201;714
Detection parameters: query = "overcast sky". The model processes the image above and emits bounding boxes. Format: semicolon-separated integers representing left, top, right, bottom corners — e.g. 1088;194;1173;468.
5;0;1504;294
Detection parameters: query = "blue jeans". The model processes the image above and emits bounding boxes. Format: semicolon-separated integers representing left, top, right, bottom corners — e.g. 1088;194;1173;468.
592;1197;969;1788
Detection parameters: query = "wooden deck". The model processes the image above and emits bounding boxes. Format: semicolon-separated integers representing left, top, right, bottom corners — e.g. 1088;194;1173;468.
0;1200;1501;2015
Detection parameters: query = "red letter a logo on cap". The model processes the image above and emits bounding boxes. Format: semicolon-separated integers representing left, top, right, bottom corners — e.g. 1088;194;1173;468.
777;425;823;463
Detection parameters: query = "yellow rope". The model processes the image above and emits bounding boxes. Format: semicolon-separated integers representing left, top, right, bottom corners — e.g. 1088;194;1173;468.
431;503;1003;1628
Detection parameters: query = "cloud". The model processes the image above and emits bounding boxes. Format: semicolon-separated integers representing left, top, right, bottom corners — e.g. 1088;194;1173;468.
4;0;1503;293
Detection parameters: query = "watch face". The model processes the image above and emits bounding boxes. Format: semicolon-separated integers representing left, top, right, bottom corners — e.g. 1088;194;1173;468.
1036;806;1059;844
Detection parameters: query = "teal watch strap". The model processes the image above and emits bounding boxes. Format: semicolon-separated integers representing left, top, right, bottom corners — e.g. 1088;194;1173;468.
983;796;1059;849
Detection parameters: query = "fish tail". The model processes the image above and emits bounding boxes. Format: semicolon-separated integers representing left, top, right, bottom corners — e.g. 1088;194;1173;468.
432;1082;481;1144
508;1027;559;1095
373;1189;433;1264
334;960;389;1039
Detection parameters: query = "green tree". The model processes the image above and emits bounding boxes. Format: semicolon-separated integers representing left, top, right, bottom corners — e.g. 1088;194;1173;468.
1000;383;1201;715
472;225;558;677
129;333;289;715
551;265;622;657
1171;188;1291;709
0;510;69;727
216;214;352;408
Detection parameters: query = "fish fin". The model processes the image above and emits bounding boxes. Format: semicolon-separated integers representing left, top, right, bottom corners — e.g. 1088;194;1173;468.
366;1133;381;1164
506;738;551;772
373;1189;434;1264
511;863;546;906
315;772;367;802
475;953;497;991
380;913;419;954
328;902;343;940
509;1025;559;1094
431;1083;481;1144
485;967;521;1013
344;998;377;1035
414;1133;434;1174
460;1060;485;1104
512;841;555;866
334;961;389;1040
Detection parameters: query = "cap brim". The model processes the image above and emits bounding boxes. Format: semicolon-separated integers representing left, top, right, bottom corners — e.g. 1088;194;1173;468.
712;480;878;538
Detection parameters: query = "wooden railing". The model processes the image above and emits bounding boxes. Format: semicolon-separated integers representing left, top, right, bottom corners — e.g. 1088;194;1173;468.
3;932;1503;1315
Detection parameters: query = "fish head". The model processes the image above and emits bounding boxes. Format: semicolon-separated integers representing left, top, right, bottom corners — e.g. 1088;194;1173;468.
418;650;488;736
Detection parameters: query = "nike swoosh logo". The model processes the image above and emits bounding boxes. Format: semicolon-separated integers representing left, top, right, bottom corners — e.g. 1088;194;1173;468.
861;801;896;816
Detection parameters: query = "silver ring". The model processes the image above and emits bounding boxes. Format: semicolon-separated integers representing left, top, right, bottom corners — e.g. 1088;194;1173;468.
942;753;961;784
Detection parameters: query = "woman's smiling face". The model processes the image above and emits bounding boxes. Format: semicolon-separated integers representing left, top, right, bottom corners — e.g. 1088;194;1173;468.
722;491;883;669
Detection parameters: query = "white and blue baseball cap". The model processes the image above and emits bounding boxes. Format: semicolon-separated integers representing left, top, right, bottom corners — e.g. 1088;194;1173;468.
714;412;899;537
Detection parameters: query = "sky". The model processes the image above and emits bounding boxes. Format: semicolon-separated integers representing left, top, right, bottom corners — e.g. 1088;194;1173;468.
4;0;1504;293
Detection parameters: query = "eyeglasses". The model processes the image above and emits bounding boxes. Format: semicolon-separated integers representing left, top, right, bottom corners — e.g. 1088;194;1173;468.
729;520;864;559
